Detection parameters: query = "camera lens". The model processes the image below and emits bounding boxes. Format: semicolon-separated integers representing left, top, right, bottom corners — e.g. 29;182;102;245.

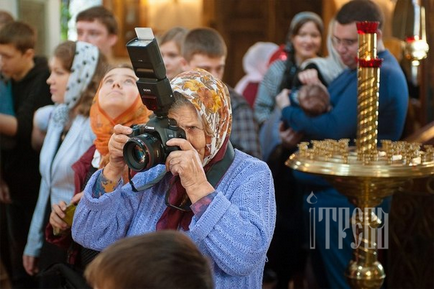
123;133;164;171
132;145;147;164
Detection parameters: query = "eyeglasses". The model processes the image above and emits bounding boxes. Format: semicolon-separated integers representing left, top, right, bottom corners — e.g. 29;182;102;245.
331;36;358;48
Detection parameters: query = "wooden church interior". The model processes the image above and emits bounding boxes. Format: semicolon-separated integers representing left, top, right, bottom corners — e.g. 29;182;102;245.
12;0;434;287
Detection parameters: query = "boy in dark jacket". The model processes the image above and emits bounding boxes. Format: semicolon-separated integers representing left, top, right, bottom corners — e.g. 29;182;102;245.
0;21;52;288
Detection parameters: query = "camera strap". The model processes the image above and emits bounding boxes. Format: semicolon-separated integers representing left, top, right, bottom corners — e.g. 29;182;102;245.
205;141;235;187
129;168;166;192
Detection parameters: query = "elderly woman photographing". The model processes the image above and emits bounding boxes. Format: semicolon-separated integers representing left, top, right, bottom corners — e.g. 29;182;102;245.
72;68;276;288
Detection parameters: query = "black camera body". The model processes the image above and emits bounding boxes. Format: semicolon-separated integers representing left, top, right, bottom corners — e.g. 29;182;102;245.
123;117;186;172
123;28;186;172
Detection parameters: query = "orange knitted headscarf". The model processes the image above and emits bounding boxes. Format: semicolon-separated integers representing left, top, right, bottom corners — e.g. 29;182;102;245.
90;83;152;170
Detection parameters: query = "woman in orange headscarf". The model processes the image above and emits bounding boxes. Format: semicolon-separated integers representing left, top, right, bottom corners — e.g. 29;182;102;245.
46;65;151;269
74;65;151;189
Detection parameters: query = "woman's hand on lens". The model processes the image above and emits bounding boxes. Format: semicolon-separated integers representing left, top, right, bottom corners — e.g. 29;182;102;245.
107;124;132;176
165;138;214;203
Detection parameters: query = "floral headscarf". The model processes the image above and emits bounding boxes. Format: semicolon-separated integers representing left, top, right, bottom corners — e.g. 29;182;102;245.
170;68;232;166
156;69;232;231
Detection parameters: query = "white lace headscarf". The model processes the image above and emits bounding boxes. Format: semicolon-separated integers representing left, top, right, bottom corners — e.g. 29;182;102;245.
49;41;100;128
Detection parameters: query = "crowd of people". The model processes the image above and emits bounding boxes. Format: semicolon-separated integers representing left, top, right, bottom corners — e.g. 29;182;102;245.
0;1;410;288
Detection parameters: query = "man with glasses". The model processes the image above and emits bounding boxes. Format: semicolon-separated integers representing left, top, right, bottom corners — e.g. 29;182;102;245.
278;0;408;288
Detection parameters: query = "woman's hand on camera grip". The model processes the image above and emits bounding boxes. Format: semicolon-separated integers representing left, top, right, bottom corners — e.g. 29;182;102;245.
165;138;214;204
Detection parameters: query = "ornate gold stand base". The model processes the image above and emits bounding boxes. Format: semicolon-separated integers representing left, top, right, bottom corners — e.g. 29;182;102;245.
346;260;385;289
344;202;385;289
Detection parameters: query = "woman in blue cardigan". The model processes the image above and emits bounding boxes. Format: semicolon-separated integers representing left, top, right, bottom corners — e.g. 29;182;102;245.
72;69;276;289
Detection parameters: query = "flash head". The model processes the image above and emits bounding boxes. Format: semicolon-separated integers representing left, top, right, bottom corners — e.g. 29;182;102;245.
126;28;174;116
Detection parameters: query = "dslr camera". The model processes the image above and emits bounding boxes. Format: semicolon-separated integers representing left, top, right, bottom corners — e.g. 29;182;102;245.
123;28;186;172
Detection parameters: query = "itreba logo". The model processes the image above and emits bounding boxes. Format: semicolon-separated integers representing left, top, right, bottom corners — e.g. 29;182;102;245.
307;192;389;250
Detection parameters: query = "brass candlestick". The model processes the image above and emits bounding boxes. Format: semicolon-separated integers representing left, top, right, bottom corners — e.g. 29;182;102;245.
286;22;434;289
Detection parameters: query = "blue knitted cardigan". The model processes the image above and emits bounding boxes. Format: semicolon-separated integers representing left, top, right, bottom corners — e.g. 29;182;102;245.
72;149;276;289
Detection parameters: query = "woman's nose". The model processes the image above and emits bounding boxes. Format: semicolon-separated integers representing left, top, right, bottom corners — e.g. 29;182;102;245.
305;35;317;45
112;81;121;88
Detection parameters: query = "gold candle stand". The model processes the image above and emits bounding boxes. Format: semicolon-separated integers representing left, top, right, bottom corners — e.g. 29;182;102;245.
286;22;434;289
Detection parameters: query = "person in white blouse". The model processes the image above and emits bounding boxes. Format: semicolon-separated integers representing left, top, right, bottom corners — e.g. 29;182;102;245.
22;40;107;287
